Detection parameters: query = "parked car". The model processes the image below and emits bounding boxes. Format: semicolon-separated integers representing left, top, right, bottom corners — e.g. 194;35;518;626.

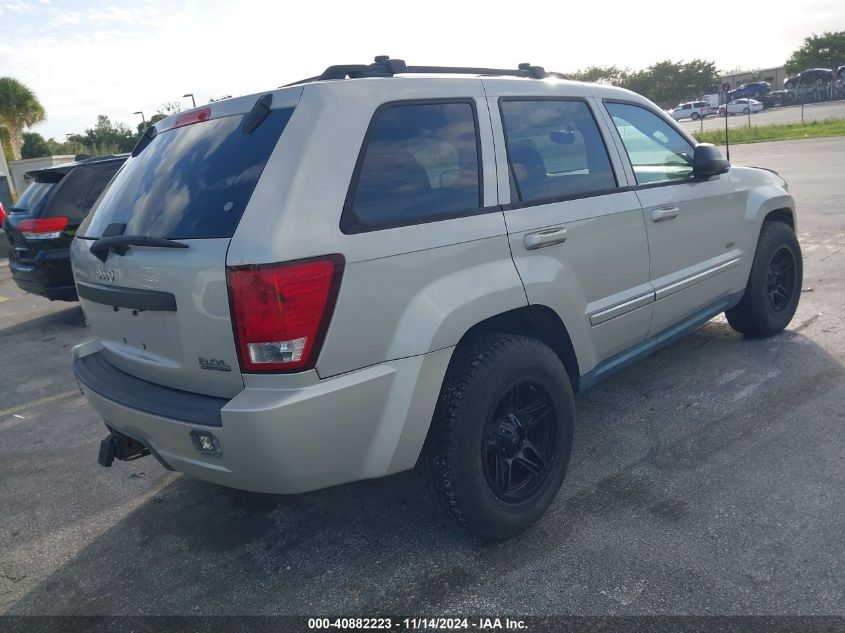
784;68;834;89
719;98;764;116
71;57;801;539
3;154;127;300
838;65;845;81
729;82;770;100
762;90;794;108
667;100;713;120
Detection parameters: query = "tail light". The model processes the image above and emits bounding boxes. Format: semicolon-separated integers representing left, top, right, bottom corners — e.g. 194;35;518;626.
227;255;344;373
19;216;68;239
0;202;5;225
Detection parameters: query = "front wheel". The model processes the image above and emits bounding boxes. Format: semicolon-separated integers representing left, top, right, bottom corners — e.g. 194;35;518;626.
743;107;750;114
691;112;700;120
418;334;574;540
726;221;802;337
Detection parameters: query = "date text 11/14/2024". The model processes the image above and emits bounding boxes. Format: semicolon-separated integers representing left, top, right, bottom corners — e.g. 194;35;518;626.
307;617;528;630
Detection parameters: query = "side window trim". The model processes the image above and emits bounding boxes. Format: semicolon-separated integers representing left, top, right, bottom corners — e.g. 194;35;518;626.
496;96;622;210
340;97;488;234
601;98;699;191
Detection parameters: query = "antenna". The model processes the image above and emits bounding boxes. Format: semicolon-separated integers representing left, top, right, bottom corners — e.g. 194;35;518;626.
721;82;731;161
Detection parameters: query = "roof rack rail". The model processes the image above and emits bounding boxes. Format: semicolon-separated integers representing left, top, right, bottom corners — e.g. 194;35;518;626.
282;57;568;86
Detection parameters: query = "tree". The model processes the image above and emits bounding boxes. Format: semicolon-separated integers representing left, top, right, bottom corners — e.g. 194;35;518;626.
785;31;845;74
0;126;13;164
78;115;137;154
625;59;719;108
0;77;46;160
21;131;51;159
568;66;629;86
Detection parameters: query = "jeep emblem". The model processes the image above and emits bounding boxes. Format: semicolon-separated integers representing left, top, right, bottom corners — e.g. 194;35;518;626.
95;265;115;282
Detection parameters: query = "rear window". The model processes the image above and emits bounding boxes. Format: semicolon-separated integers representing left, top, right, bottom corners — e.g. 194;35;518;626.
79;108;294;239
10;180;58;216
500;99;617;203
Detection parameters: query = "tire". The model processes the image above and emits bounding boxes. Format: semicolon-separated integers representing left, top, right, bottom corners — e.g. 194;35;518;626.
418;334;574;541
743;107;750;114
725;221;802;337
719;110;726;117
691;112;700;120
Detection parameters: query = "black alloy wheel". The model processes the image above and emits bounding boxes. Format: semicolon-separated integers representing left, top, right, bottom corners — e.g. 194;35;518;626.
482;380;556;503
767;246;798;313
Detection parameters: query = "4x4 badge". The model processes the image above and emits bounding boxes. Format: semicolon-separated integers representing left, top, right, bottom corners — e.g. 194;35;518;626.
198;357;232;372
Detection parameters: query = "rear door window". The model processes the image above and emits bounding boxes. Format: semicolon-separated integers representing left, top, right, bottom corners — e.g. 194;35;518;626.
44;164;122;223
79;108;294;239
343;101;481;231
500;99;617;203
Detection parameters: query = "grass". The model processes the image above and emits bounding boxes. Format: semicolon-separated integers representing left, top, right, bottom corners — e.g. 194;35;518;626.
690;117;845;145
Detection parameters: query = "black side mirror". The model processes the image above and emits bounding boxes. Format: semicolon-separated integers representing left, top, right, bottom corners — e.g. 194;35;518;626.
692;143;730;178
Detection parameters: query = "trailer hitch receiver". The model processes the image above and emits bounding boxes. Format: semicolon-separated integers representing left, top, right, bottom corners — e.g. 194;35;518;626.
98;432;150;467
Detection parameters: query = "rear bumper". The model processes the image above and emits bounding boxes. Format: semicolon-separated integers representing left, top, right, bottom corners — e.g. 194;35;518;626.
9;249;77;301
72;339;451;494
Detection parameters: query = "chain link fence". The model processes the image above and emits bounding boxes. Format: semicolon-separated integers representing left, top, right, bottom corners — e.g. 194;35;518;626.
676;77;845;144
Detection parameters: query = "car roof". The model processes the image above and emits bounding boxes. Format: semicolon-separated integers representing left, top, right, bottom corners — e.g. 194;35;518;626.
26;153;129;180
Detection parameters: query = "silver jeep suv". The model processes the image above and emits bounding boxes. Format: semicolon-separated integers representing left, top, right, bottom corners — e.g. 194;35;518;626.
71;58;801;539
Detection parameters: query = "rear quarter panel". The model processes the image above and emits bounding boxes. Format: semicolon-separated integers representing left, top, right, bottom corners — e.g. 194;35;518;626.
228;78;529;378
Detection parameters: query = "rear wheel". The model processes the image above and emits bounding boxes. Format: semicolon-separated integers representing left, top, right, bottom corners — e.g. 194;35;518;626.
743;107;750;114
418;334;574;540
691;112;700;120
726;221;802;337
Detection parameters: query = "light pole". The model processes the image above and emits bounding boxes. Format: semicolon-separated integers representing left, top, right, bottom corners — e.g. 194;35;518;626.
183;93;196;108
133;111;146;124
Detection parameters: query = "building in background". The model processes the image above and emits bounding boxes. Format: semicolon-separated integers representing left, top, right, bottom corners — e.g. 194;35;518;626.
7;155;76;196
720;66;787;90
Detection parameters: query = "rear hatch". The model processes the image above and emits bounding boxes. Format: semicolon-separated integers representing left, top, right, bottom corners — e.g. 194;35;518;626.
4;172;65;264
72;94;299;398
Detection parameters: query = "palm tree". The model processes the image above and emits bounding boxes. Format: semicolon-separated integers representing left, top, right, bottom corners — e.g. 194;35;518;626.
0;77;46;161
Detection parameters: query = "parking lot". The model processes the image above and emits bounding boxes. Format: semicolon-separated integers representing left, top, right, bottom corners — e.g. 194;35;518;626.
0;137;843;616
678;100;845;133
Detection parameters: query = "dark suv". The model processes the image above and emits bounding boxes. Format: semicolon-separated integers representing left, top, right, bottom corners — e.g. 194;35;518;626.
3;154;127;300
784;68;834;89
729;82;770;100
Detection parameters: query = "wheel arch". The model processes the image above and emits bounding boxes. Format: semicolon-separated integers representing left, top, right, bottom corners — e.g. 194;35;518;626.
762;207;795;231
454;305;582;393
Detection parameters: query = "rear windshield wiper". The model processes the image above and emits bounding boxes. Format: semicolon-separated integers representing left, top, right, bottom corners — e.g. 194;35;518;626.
89;235;188;262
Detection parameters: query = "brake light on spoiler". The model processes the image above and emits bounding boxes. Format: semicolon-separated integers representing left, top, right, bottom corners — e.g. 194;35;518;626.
227;256;344;373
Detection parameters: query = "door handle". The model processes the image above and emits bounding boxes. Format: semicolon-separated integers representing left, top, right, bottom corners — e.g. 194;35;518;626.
651;206;680;222
524;227;568;250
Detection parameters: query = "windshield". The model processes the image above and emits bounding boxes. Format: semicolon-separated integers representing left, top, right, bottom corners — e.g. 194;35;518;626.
10;181;57;216
79;107;295;240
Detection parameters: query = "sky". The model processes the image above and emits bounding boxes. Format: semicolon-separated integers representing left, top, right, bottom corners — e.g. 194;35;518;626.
1;0;844;141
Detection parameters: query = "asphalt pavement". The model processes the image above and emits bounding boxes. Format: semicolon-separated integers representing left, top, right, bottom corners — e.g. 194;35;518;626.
0;138;843;616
